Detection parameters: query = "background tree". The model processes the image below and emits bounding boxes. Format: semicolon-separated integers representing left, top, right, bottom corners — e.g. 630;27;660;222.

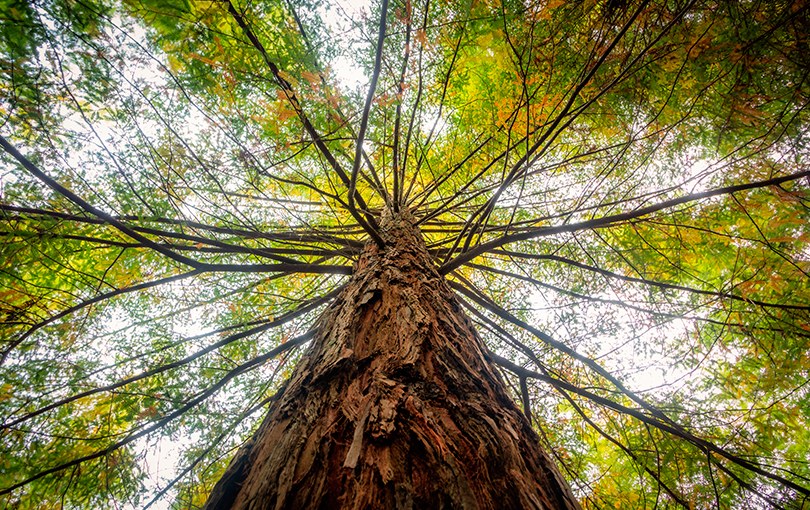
1;0;809;508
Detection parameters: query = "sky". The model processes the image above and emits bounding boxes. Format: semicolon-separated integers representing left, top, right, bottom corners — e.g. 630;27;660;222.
319;0;373;90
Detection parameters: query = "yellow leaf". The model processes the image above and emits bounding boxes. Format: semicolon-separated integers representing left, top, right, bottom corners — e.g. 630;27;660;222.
0;384;13;402
737;279;766;297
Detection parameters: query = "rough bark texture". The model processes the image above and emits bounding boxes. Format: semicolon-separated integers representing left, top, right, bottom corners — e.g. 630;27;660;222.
203;210;582;510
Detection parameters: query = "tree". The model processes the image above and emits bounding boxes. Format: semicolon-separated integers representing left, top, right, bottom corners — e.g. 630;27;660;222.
0;0;808;507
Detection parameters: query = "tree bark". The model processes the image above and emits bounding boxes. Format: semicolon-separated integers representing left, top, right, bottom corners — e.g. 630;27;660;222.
203;210;582;510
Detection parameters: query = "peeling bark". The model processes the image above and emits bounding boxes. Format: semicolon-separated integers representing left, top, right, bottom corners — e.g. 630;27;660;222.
203;210;582;510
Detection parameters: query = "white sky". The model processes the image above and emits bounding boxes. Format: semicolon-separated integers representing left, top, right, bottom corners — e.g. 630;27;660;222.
319;0;373;90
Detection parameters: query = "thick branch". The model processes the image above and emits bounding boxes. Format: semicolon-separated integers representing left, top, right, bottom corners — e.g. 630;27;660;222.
0;135;203;268
486;351;810;498
0;331;313;496
442;170;810;273
1;285;344;429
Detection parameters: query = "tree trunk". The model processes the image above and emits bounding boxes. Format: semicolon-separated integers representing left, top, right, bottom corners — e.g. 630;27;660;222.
202;210;582;510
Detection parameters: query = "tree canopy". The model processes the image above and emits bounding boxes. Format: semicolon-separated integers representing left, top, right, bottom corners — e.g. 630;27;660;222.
1;0;809;507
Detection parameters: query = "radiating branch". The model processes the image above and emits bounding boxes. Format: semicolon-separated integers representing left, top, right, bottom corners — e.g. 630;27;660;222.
350;0;389;213
0;135;205;268
1;285;344;430
486;350;810;499
0;330;314;496
223;0;384;246
441;170;810;273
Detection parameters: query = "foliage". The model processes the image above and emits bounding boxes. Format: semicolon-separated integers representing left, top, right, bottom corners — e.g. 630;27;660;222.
1;0;809;508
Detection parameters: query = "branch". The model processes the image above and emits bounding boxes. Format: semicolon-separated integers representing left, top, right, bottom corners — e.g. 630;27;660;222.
223;0;384;247
351;0;389;211
0;269;203;365
141;351;295;509
1;284;344;429
485;350;810;498
558;387;691;509
193;262;351;274
457;0;654;253
0;204;366;249
466;260;810;312
0;331;314;496
0;135;203;268
441;170;810;273
449;279;680;426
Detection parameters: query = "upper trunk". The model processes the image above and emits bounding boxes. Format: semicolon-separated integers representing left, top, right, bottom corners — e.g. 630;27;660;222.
203;210;582;510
